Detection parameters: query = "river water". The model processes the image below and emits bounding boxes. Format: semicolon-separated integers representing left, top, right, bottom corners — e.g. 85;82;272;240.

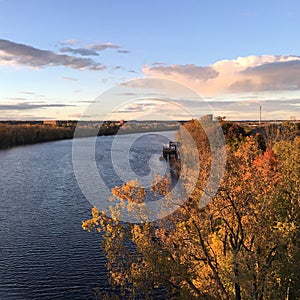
0;131;174;300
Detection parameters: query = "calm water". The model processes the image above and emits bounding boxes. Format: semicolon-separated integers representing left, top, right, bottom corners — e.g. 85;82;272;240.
0;131;174;300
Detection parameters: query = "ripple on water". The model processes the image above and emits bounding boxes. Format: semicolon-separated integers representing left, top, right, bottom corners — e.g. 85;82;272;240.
0;132;175;299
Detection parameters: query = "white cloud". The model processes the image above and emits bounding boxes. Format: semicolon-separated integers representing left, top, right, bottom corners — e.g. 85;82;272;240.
60;39;80;46
143;55;300;96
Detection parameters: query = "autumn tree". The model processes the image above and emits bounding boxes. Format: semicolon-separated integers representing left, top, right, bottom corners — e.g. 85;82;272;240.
83;121;300;300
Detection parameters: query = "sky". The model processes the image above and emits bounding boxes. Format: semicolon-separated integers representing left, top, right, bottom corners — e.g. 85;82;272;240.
0;0;300;120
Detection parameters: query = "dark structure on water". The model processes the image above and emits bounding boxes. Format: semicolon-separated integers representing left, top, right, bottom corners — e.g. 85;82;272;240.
162;141;179;161
162;141;181;179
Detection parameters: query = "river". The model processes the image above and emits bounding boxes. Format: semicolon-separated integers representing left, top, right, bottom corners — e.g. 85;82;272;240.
0;131;174;300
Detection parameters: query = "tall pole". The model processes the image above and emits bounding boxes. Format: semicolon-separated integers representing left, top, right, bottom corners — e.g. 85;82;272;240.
259;105;262;128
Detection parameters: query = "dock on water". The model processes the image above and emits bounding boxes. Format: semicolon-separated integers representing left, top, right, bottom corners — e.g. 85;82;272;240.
162;141;180;161
162;141;181;179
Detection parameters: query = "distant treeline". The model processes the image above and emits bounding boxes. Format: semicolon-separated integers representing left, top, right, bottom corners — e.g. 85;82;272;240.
0;124;75;149
0;122;125;149
0;121;180;149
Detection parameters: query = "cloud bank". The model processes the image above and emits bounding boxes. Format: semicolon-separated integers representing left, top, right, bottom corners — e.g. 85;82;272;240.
143;55;300;95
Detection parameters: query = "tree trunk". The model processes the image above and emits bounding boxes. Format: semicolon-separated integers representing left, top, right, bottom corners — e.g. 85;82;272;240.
233;257;241;300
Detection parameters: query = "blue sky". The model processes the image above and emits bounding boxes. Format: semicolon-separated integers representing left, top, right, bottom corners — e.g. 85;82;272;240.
0;0;299;120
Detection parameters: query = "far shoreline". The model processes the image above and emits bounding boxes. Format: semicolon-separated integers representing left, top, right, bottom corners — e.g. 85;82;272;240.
0;120;180;150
